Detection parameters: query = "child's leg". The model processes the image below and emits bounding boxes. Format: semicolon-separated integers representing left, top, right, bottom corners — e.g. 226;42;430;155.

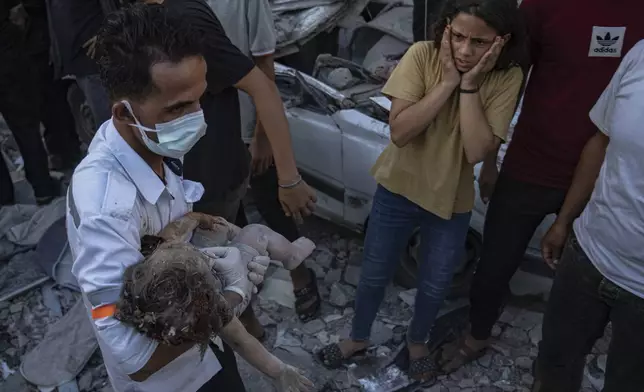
232;224;315;270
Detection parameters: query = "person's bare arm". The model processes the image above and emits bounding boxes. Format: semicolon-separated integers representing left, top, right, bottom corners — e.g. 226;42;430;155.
458;91;501;164
553;132;609;227
252;54;275;140
235;68;299;182
389;81;458;147
220;318;313;390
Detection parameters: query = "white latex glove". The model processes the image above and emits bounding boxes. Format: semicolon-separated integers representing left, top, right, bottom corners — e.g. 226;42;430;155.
273;364;314;392
203;247;252;299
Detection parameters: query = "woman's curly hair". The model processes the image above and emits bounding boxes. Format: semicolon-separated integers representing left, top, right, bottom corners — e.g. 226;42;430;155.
433;0;528;70
115;242;233;346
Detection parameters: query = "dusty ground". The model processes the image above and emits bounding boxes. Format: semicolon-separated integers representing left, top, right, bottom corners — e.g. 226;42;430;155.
0;214;608;392
0;124;607;392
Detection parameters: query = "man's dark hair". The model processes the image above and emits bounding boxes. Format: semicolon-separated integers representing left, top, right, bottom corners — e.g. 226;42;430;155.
433;0;527;70
96;3;204;101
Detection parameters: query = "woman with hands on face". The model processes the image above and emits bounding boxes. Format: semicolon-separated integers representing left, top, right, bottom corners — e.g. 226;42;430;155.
317;0;526;383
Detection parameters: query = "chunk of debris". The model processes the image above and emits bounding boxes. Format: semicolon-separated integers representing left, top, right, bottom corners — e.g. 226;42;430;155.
329;282;355;307
398;288;416;307
327;68;353;89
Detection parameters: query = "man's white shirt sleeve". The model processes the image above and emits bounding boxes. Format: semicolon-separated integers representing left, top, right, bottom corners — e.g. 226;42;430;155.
73;213;158;375
590;40;644;135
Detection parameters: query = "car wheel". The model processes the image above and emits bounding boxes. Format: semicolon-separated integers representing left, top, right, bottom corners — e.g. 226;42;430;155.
67;83;97;146
394;228;483;299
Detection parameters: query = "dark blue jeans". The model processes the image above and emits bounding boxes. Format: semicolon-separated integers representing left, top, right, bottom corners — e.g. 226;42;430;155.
534;233;644;392
352;185;471;344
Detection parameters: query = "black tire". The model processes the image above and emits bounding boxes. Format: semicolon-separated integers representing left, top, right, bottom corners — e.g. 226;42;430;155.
67;82;97;146
394;228;483;299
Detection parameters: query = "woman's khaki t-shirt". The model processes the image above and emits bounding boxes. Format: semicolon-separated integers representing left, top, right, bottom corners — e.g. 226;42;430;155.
372;42;523;220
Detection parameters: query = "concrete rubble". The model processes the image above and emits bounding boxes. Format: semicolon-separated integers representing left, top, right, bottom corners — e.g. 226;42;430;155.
0;212;609;391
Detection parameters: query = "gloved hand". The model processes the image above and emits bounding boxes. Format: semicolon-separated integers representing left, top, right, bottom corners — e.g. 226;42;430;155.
272;363;314;392
203;247;269;298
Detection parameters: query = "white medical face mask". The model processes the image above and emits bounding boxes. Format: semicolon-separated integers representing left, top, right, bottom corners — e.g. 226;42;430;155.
121;100;206;159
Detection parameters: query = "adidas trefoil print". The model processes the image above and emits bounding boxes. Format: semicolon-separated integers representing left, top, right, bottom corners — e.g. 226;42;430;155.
589;26;626;58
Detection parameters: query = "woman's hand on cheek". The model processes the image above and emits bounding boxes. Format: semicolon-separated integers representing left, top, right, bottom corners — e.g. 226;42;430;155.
440;26;462;87
461;37;505;89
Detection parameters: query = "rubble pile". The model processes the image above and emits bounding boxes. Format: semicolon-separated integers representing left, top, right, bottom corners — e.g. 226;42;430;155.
0;216;609;391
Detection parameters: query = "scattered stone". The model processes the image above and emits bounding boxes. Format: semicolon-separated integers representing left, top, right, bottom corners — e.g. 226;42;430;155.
314;249;334;269
316;331;330;345
398;289;416;307
257;312;276;327
323;313;343;324
376;346;391;357
9;303;22;314
343;308;354;317
498;307;520;324
478;375;491;385
329;283;355;308
302;336;321;352
510;310;544;331
370;321;393;346
490;342;511;357
302;319;326;335
309;263;326;280
274;328;302;349
491;324;503;338
459;378;475;388
521;373;535;385
344;265;361;287
477;353;493;368
529;324;542;346
392;326;405;344
516;356;533;371
324;269;342;286
0;302;8;310
501;327;529;347
424;384;446;392
78;371;93;391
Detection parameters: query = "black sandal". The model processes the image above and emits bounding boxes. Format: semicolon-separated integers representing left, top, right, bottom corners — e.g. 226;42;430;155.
317;343;367;369
294;268;321;322
408;355;439;383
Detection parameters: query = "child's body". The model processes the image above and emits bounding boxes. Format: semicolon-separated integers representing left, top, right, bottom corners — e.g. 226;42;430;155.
115;241;313;392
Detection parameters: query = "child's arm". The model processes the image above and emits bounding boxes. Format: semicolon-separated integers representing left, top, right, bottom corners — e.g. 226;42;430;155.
219;318;313;392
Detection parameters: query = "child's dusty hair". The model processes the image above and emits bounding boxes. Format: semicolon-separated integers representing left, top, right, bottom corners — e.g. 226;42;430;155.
115;242;233;346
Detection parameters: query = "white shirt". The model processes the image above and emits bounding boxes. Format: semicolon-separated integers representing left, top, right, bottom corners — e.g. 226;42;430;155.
574;40;644;300
207;0;276;142
66;120;221;392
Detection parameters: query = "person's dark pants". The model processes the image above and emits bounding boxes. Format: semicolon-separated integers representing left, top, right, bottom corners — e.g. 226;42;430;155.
534;233;644;392
76;74;112;128
413;0;445;42
0;56;56;200
469;173;566;341
0;154;14;205
197;342;246;391
28;17;81;168
35;58;82;168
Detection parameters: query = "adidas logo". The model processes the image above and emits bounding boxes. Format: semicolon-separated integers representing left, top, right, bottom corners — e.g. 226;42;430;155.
596;32;620;47
594;32;620;54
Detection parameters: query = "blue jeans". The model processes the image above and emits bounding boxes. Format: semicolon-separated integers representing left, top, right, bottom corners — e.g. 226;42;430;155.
351;185;471;344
